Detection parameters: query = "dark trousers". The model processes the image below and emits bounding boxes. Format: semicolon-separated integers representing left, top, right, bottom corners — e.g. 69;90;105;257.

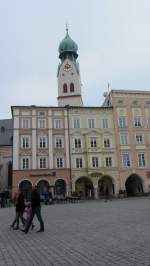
25;206;44;233
12;211;25;228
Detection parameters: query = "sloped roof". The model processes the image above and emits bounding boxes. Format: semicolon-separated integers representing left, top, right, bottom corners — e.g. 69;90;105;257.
0;119;13;146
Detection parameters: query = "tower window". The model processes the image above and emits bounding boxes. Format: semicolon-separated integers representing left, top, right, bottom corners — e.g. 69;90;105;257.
70;83;74;92
63;83;67;93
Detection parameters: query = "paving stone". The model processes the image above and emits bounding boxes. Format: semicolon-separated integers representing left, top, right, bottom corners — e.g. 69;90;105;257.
0;198;150;265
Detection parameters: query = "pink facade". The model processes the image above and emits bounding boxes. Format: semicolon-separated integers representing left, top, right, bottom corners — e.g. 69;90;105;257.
108;90;150;195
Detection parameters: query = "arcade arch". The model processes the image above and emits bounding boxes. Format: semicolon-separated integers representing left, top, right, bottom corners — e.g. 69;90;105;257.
98;175;114;198
19;180;32;200
37;180;49;195
75;177;94;199
54;179;66;197
125;174;143;196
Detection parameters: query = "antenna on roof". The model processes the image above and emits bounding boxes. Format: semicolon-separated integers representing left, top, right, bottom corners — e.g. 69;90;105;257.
107;82;110;93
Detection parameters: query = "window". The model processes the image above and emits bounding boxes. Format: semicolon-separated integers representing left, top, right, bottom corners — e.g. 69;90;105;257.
75;138;81;148
10;136;13;144
56;137;63;148
90;137;97;147
74;119;80;128
22;136;29;149
104;138;110;148
39;111;45;117
119;116;126;128
76;158;83;168
122;153;130;167
102;119;108;129
63;83;67;93
56;157;63;168
105;157;112;167
70;83;74;92
136;134;144;145
120;134;128;145
40;157;46;169
1;126;5;133
22;157;29;169
147;117;150;128
88;119;95;128
55;119;62;129
22;119;29;129
134;116;142;127
92;157;99;168
39;119;46;129
138;153;146;167
39;136;46;149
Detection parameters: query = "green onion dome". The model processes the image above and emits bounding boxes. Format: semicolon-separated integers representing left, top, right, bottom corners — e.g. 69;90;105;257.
59;30;78;59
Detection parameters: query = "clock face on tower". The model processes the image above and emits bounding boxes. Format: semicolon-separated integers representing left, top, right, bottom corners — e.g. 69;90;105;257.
63;63;72;71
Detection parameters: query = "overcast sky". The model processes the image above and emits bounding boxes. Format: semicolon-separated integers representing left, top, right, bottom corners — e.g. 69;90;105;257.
0;0;150;119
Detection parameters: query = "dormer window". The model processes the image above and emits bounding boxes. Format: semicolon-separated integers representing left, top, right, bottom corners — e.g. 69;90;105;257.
63;83;67;93
70;83;74;92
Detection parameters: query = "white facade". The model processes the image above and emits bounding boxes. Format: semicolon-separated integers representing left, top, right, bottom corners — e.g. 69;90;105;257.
57;59;83;107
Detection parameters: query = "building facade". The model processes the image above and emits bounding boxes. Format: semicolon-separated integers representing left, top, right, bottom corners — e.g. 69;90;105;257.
11;29;150;198
68;106;119;199
0;119;13;190
12;107;71;198
103;90;150;195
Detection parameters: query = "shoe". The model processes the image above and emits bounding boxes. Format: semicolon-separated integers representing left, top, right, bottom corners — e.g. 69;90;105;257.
37;229;44;232
10;224;14;228
13;227;19;230
21;229;28;234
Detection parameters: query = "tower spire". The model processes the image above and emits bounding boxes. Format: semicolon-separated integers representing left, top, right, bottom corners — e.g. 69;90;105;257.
66;23;69;36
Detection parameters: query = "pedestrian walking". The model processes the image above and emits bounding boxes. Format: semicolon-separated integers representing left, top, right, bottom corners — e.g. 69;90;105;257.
49;190;53;205
24;202;35;229
105;186;112;202
44;191;49;205
1;191;5;208
22;185;44;234
10;189;26;230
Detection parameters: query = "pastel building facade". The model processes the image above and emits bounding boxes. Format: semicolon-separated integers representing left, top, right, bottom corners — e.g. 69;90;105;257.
12;107;71;198
0;119;13;190
103;90;150;195
68;106;119;199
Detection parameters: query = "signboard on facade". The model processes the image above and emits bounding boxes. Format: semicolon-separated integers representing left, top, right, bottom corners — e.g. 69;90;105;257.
29;172;56;177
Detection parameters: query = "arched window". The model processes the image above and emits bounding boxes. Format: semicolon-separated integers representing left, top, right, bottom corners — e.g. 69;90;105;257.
70;83;74;92
63;83;67;93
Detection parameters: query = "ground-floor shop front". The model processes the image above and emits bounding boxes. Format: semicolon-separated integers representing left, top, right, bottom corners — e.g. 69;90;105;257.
71;170;120;199
12;169;150;200
71;169;150;199
119;170;150;197
12;169;71;200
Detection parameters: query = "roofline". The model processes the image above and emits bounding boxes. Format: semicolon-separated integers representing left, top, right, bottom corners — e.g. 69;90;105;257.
11;105;113;110
110;89;150;94
0;118;12;122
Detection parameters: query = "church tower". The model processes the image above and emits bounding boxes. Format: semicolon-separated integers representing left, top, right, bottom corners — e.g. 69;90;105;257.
57;27;83;107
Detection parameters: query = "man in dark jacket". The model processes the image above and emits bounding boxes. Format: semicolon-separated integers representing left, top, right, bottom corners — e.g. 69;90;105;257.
22;186;44;234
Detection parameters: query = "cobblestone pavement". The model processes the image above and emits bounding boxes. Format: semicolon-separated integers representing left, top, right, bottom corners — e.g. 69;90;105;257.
0;198;150;266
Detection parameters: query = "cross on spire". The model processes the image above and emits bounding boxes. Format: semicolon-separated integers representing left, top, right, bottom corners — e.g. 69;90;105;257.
66;23;69;35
